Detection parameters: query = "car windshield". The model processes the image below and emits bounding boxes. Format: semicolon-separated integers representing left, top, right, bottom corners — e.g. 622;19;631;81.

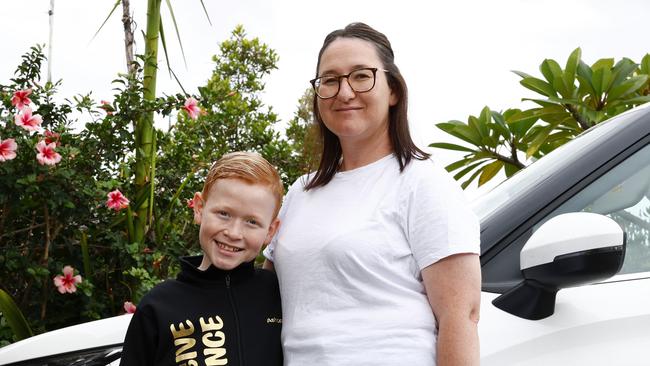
471;105;649;222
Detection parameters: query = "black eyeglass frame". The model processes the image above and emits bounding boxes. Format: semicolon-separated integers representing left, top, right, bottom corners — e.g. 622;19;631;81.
310;67;389;99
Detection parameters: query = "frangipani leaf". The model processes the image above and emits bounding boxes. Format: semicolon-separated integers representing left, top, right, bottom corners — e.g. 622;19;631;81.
428;142;475;153
479;160;504;186
607;75;648;101
520;77;557;97
564;48;581;94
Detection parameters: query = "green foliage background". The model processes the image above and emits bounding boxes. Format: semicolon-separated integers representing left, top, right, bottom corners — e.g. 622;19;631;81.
0;27;315;345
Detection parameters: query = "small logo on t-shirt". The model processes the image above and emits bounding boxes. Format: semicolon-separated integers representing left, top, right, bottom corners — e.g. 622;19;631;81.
266;317;282;324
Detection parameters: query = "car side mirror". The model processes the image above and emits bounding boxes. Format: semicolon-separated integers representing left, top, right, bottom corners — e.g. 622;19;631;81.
492;212;626;320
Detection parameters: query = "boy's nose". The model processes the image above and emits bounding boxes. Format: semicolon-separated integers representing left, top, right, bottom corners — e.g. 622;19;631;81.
224;221;243;239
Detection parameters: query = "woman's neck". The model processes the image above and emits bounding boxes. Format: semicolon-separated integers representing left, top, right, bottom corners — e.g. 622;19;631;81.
339;132;392;171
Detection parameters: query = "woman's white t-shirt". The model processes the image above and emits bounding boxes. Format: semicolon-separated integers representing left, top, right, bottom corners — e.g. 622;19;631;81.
264;154;480;365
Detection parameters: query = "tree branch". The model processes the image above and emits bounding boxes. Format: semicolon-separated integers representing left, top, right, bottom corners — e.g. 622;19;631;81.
565;104;592;130
492;151;526;169
122;0;135;75
0;223;46;239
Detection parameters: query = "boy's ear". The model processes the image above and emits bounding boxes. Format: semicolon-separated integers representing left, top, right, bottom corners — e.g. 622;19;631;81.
192;192;204;225
264;218;281;244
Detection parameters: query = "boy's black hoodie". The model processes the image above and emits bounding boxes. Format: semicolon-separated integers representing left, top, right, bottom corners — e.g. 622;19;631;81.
119;255;282;366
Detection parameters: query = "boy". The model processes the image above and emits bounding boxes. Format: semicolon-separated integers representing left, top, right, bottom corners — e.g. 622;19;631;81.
120;152;283;366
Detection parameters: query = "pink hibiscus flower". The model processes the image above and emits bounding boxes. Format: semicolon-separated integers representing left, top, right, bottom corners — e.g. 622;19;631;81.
53;266;83;294
123;301;137;314
0;138;18;162
11;89;32;109
15;107;43;132
106;189;130;211
182;97;201;120
186;196;196;208
44;130;61;146
35;140;62;166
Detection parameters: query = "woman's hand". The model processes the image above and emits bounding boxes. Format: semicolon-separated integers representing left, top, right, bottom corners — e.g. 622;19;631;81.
422;253;481;366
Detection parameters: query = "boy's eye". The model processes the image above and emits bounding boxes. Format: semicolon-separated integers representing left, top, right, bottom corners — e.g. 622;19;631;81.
246;218;259;226
217;211;230;218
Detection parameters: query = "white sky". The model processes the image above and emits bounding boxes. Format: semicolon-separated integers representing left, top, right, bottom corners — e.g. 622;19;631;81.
2;0;649;195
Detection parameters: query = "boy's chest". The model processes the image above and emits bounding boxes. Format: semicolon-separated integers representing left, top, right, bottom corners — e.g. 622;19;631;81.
156;283;282;365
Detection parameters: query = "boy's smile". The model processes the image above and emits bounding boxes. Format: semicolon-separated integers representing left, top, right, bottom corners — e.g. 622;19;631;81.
194;178;279;271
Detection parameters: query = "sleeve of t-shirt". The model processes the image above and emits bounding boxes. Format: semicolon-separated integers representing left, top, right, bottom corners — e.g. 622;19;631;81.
119;306;158;366
263;176;302;262
403;161;480;270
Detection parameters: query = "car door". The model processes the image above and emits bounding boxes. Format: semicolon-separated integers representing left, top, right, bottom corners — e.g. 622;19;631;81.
480;142;650;365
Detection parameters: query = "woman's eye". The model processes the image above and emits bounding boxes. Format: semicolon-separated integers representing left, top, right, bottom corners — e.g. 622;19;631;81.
322;77;338;85
353;72;371;80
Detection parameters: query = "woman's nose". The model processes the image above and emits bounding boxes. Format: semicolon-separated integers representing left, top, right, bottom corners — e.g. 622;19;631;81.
336;77;356;100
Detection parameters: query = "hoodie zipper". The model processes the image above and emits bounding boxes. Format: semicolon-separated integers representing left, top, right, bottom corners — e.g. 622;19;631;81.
226;274;244;366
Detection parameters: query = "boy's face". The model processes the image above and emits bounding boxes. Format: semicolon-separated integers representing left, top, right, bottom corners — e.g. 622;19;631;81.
193;178;280;271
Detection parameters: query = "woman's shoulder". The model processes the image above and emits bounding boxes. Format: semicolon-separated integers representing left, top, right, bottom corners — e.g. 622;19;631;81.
403;156;454;183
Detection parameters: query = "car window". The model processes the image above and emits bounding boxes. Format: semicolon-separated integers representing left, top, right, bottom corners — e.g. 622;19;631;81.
535;143;650;275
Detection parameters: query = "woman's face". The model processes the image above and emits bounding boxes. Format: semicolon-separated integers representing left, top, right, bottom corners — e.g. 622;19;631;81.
316;37;397;146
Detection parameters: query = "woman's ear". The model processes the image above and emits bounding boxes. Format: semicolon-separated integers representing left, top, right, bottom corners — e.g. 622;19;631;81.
389;88;398;107
192;192;204;225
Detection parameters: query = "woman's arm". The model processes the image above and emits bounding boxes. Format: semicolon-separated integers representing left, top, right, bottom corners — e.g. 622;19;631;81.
422;253;481;366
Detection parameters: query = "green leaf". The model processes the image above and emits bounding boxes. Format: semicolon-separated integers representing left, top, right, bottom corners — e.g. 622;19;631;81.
540;59;563;84
610;58;638;88
490;111;511;139
526;125;553;158
592;58;614;71
564;48;581;94
478;160;504;186
89;0;121;43
512;70;534;79
468;116;483;138
504;162;521;178
164;0;188;68
198;0;213;25
576;60;595;95
0;289;32;341
552;74;569;98
461;165;485;190
453;160;489;181
520;77;557;97
445;157;477;172
640;54;650;75
436;121;482;145
428;142;475;153
607;75;648;101
478;106;492;137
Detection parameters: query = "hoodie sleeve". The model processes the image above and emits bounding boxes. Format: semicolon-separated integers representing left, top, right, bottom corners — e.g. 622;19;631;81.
119;306;159;366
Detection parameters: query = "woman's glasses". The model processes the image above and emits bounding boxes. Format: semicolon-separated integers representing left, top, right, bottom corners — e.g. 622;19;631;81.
310;67;388;99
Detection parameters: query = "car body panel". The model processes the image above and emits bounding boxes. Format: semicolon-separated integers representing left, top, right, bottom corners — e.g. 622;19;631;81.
0;314;131;365
480;274;650;365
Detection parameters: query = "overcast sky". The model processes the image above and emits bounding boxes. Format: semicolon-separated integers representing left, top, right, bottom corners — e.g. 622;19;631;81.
2;0;649;194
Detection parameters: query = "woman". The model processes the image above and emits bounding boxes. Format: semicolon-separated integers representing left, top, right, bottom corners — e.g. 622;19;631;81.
264;22;481;365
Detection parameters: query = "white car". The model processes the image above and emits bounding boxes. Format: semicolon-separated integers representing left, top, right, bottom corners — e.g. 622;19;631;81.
1;104;650;365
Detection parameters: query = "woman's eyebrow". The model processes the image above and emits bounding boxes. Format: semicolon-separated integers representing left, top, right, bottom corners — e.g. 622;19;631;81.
318;64;371;76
